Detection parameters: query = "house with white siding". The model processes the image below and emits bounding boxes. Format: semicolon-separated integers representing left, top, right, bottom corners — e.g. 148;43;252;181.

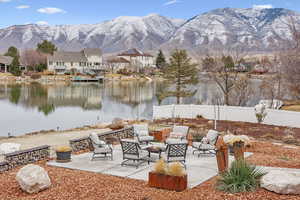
0;55;13;73
47;48;103;74
117;49;155;68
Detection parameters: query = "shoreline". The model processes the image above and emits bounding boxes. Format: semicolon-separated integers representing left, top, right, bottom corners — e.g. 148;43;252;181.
0;73;162;84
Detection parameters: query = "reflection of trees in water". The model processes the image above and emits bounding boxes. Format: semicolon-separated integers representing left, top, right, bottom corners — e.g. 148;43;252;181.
104;81;155;107
9;84;21;104
47;83;102;111
38;104;55;116
0;82;103;116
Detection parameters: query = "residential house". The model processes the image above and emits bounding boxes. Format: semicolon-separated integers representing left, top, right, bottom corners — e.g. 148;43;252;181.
47;48;103;74
0;55;13;73
106;57;131;72
117;48;155;70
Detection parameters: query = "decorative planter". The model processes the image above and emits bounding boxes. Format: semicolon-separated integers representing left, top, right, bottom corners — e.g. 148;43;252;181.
56;151;72;163
233;141;244;160
148;172;187;192
150;128;171;142
110;126;124;130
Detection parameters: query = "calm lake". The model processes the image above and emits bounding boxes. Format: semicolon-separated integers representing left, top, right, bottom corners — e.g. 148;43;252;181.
0;80;263;136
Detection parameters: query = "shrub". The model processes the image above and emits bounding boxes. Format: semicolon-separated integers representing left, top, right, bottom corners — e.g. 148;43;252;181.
56;146;72;152
30;73;41;80
216;160;266;193
153;159;167;174
167;162;186;177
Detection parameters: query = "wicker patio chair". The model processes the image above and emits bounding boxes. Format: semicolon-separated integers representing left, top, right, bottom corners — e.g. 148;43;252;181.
133;124;154;144
164;142;188;168
120;139;150;168
192;130;219;157
89;132;113;160
165;125;189;144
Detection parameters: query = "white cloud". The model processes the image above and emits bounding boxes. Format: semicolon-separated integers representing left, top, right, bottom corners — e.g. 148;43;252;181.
253;4;273;9
36;21;49;25
16;5;30;9
37;7;66;14
164;0;181;6
0;0;11;2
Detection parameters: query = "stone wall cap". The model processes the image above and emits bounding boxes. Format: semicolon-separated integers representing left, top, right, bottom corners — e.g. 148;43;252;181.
4;145;50;157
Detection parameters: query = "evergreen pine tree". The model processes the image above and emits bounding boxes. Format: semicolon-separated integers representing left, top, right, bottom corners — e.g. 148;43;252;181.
4;46;21;76
156;50;167;69
163;49;199;104
36;40;57;55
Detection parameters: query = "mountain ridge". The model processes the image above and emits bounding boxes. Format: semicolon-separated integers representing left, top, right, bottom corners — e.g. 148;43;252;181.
0;8;299;54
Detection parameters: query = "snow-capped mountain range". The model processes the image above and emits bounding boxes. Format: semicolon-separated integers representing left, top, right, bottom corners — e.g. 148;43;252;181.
0;8;299;54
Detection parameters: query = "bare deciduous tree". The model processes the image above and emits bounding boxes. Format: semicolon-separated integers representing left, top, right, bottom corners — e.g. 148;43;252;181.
279;17;300;100
202;55;239;105
20;49;47;71
230;75;253;106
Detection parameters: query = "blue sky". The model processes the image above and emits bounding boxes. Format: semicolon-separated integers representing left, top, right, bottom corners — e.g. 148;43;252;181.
0;0;299;28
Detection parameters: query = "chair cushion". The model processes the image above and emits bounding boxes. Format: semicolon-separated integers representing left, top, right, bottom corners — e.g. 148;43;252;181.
138;130;149;137
90;133;106;147
166;138;188;144
193;142;215;150
206;130;219;145
139;136;154;142
162;155;185;162
172;126;189;136
169;132;184;138
94;146;112;154
124;150;148;159
133;124;149;135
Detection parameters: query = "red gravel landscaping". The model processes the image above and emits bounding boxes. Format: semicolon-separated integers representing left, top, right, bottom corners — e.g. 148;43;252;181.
154;118;300;142
0;141;300;200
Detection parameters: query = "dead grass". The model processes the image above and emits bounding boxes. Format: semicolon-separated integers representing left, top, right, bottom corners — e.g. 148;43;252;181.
281;105;300;112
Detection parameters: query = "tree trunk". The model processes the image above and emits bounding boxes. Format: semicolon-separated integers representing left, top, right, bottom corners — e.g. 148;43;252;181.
224;93;229;105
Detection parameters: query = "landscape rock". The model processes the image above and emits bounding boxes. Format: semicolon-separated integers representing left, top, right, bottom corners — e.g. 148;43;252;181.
94;123;110;129
108;118;124;130
0;143;21;154
16;164;51;194
261;170;300;195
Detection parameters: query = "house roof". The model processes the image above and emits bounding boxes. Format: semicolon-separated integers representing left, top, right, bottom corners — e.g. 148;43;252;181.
107;57;130;64
48;51;88;62
118;48;153;57
83;48;102;56
0;55;13;65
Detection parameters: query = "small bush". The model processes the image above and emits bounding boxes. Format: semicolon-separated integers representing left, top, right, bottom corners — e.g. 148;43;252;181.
153;159;167;174
167;162;186;177
56;146;72;152
196;114;203;119
216;160;266;193
30;73;41;80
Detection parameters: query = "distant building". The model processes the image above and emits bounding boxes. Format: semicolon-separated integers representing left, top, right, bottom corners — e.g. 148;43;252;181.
116;48;155;69
106;57;131;72
0;55;13;73
47;48;103;74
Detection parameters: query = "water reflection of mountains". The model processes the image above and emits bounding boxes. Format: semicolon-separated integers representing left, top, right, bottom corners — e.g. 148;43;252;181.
0;82;156;115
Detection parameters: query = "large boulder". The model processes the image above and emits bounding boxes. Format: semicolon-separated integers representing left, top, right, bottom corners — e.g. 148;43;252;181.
0;143;21;154
108;118;124;130
261;170;300;195
16;164;51;194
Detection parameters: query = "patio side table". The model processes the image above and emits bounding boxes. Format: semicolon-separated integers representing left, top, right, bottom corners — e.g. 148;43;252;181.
146;146;164;162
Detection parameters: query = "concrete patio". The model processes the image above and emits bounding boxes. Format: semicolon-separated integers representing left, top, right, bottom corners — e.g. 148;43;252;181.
48;144;252;188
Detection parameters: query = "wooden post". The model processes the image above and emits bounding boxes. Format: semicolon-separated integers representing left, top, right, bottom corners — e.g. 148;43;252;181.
215;137;229;173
